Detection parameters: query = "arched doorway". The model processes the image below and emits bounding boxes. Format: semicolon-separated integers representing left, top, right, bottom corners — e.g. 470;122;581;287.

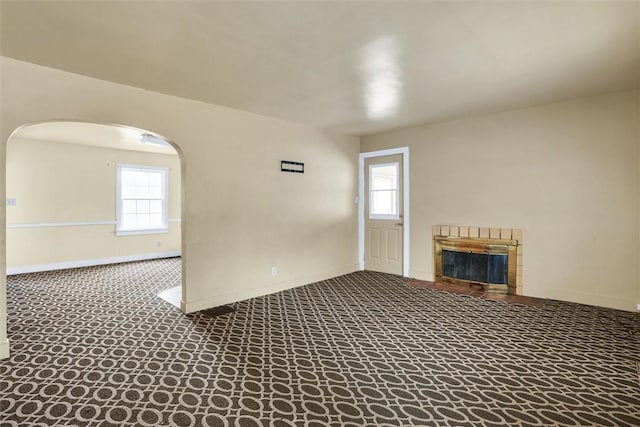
4;120;186;311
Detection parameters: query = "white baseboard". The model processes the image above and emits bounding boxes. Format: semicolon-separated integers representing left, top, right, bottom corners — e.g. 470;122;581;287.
0;338;9;360
7;252;181;275
182;263;360;314
523;284;636;312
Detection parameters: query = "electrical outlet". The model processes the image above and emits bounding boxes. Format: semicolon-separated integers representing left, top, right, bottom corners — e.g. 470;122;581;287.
6;198;16;206
271;266;277;277
156;241;162;247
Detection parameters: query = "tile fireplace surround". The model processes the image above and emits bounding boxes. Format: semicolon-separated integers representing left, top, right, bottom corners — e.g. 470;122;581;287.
433;225;523;295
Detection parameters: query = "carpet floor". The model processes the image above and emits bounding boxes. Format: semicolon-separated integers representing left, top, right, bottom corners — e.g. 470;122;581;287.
1;258;639;426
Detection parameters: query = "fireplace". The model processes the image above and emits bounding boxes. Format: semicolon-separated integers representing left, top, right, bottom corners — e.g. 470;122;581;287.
433;226;522;295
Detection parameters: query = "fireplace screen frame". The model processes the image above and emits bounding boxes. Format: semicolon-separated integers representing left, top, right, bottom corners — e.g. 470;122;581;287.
434;236;518;294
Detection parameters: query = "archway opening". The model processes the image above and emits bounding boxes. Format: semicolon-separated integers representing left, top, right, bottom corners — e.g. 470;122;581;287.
5;120;186;310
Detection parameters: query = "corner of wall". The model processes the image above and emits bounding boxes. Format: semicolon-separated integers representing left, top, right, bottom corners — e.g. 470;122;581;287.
0;121;7;360
637;87;640;312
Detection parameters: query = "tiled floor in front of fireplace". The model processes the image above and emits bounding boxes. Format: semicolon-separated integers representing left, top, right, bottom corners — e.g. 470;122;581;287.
406;279;546;307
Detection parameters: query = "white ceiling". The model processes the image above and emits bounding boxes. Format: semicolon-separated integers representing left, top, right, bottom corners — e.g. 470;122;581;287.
1;1;638;136
11;121;179;155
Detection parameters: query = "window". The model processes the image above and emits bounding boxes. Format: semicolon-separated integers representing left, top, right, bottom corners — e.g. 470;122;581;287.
369;162;399;219
116;164;168;235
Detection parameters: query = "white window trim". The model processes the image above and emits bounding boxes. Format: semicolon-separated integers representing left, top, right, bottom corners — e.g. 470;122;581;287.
116;163;169;236
368;161;400;220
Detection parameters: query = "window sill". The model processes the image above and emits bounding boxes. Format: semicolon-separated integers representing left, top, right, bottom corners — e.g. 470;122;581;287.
116;228;169;236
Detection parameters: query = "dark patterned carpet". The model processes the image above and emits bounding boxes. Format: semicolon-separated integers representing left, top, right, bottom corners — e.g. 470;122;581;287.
1;258;639;426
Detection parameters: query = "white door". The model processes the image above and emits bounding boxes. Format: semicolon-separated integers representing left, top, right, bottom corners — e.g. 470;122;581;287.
364;154;403;275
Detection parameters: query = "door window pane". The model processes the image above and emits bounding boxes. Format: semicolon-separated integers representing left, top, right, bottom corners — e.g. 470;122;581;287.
369;163;399;219
371;190;397;215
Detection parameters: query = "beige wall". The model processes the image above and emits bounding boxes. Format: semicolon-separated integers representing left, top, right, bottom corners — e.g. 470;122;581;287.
0;57;360;358
362;90;640;312
6;138;181;271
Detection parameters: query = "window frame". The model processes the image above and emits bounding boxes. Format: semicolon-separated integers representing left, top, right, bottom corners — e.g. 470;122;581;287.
116;163;169;236
368;162;400;220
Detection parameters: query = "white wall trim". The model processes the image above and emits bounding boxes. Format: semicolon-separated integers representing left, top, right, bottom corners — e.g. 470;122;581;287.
7;219;181;229
7;251;181;275
0;338;9;360
7;220;116;229
359;147;410;277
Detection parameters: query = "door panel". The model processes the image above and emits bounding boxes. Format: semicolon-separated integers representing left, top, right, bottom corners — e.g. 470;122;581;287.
387;229;400;261
369;228;381;259
364;154;403;275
